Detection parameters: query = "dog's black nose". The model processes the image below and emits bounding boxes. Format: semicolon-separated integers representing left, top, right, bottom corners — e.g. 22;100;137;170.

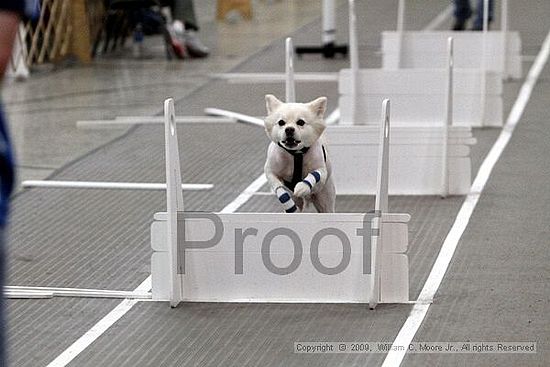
285;126;295;135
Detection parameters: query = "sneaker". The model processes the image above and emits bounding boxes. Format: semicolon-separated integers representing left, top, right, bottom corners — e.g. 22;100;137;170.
181;30;210;58
164;22;188;59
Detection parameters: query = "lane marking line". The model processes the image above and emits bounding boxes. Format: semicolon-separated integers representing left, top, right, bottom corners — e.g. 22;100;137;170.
381;29;550;367
46;277;151;367
46;174;267;366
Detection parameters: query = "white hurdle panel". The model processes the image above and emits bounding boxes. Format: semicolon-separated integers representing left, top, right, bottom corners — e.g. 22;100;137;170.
382;0;521;79
327;125;476;195
338;68;502;127
151;98;411;308
382;31;522;80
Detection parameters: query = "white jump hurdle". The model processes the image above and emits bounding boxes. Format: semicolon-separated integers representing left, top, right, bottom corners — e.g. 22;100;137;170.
382;0;522;79
326;0;476;195
151;98;411;308
341;0;502;128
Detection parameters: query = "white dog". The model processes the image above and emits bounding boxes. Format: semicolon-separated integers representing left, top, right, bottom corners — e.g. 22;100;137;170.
264;94;336;213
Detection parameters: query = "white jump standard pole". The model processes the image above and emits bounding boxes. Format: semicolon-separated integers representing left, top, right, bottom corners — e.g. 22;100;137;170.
441;37;454;199
295;0;348;58
501;0;509;80
369;99;391;310
395;0;406;69
285;38;296;103
479;0;489;126
348;0;360;125
164;98;185;307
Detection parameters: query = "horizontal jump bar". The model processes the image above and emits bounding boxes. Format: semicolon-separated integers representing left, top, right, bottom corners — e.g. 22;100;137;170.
212;72;339;83
77;116;236;128
326;108;341;125
5;286;151;299
22;180;214;191
204;108;264;127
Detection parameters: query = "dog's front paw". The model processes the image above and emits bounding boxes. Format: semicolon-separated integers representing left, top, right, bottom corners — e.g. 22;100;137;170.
293;182;311;198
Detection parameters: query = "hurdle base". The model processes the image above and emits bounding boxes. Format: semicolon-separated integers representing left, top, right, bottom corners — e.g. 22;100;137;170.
295;42;349;59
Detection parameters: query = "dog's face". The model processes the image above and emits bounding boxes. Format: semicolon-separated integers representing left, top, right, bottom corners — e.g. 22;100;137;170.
264;95;327;151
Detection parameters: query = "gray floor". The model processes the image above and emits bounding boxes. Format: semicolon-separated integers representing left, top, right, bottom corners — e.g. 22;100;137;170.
3;0;549;366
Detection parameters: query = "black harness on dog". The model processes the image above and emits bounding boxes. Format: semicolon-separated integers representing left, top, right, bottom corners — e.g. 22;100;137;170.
278;143;327;191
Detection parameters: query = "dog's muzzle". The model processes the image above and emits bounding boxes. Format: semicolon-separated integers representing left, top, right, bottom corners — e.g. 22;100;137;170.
281;137;300;149
282;128;300;148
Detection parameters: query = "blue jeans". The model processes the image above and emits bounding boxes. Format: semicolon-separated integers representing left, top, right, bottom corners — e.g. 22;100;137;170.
454;0;494;29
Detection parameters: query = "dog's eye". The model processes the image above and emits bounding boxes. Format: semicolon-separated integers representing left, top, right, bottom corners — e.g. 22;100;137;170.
278;120;286;126
296;119;305;126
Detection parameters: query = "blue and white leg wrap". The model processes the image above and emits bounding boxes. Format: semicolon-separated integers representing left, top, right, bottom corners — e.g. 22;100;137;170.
276;186;297;213
302;170;321;190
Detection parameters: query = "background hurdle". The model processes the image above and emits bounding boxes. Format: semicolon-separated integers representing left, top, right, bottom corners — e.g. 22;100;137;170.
151;98;411;308
340;0;502;128
382;0;521;79
326;0;476;195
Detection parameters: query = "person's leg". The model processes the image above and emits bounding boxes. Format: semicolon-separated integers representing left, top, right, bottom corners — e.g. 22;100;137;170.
164;0;209;58
473;0;494;30
453;0;472;30
173;0;198;31
172;0;209;57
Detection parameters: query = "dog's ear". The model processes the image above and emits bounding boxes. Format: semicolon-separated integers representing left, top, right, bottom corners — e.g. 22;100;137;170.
307;97;327;118
265;94;283;115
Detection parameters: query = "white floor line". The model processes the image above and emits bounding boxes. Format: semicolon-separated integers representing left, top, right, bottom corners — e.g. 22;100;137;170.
46;174;268;367
381;30;550;367
46;277;151;367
